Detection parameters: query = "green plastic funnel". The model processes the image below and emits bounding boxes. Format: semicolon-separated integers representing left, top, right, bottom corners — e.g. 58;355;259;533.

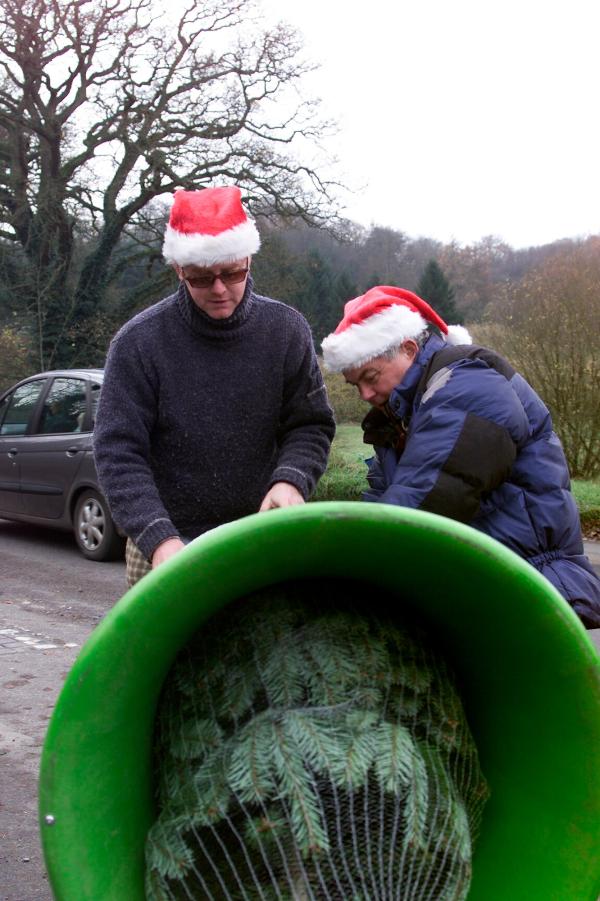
39;503;600;899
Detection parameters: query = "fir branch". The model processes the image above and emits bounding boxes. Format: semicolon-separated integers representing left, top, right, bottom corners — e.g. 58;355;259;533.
374;722;418;795
145;818;195;881
171;716;224;761
189;749;232;827
402;749;429;852
261;640;307;708
283;709;345;776
272;718;330;857
227;718;277;804
328;711;378;790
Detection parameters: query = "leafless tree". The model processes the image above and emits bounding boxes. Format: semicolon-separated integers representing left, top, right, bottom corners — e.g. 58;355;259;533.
0;0;338;367
474;238;600;478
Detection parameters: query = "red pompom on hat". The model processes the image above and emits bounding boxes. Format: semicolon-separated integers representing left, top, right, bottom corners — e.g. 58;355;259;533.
321;286;472;372
162;186;261;267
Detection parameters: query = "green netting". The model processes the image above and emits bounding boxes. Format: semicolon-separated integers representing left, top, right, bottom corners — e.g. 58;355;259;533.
145;579;489;900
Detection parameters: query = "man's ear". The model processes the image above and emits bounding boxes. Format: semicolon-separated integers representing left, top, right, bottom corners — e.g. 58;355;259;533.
402;339;419;360
173;264;183;280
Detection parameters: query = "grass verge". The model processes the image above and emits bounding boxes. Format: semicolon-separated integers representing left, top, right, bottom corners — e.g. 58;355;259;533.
313;424;367;502
572;480;600;539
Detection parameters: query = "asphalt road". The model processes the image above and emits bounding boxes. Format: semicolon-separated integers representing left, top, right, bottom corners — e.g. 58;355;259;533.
1;519;599;901
0;522;125;901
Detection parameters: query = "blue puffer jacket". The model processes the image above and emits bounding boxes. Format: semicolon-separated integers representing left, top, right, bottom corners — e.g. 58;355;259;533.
363;334;600;627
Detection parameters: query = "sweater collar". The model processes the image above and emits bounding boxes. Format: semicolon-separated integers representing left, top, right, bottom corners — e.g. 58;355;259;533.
176;273;255;338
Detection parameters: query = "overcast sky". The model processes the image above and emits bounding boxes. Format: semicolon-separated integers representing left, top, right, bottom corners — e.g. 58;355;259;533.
261;0;600;249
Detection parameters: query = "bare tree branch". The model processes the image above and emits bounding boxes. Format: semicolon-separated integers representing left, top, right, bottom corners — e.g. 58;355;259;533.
0;0;341;366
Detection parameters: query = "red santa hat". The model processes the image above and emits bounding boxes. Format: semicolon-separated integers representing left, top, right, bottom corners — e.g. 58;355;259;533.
321;286;472;372
162;186;261;267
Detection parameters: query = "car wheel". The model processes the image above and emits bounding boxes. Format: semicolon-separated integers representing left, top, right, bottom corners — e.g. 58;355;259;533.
73;490;124;561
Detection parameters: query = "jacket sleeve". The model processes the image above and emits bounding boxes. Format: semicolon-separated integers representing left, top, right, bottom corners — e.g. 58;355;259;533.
269;319;336;499
364;360;528;522
93;330;180;560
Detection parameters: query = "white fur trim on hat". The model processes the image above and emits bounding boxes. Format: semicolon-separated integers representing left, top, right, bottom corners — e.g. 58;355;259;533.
321;306;428;372
162;218;261;267
446;325;473;345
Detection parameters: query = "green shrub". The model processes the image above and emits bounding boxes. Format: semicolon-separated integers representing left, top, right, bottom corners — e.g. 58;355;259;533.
321;365;365;424
0;327;32;394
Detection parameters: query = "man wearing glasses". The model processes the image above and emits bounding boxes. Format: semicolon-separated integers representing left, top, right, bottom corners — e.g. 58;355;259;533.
94;186;335;586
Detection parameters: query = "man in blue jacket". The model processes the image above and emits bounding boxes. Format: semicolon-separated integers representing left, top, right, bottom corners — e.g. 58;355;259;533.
322;285;600;628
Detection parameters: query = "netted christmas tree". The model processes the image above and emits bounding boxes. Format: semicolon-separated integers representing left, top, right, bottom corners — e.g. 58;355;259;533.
145;579;489;900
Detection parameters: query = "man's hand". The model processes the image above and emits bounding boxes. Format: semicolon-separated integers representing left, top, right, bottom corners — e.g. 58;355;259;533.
259;481;305;512
151;537;186;569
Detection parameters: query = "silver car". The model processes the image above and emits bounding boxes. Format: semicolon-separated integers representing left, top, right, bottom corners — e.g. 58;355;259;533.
0;369;124;561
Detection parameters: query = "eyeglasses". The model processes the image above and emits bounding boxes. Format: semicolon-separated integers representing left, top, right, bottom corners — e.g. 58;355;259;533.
181;266;249;289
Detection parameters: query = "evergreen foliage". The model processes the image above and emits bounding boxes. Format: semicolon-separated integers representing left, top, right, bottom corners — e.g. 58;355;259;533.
417;260;463;325
292;250;337;344
145;580;489;900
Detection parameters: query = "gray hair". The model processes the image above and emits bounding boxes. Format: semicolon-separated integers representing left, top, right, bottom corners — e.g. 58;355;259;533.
379;330;428;361
340;331;428;374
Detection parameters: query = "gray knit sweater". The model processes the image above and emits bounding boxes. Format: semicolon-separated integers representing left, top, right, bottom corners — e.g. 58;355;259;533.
93;277;335;560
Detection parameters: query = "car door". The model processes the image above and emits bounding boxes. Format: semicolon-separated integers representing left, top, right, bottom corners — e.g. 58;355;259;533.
19;376;90;520
0;379;47;515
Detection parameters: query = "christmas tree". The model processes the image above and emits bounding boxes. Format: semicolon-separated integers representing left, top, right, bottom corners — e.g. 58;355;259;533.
145;579;489;900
